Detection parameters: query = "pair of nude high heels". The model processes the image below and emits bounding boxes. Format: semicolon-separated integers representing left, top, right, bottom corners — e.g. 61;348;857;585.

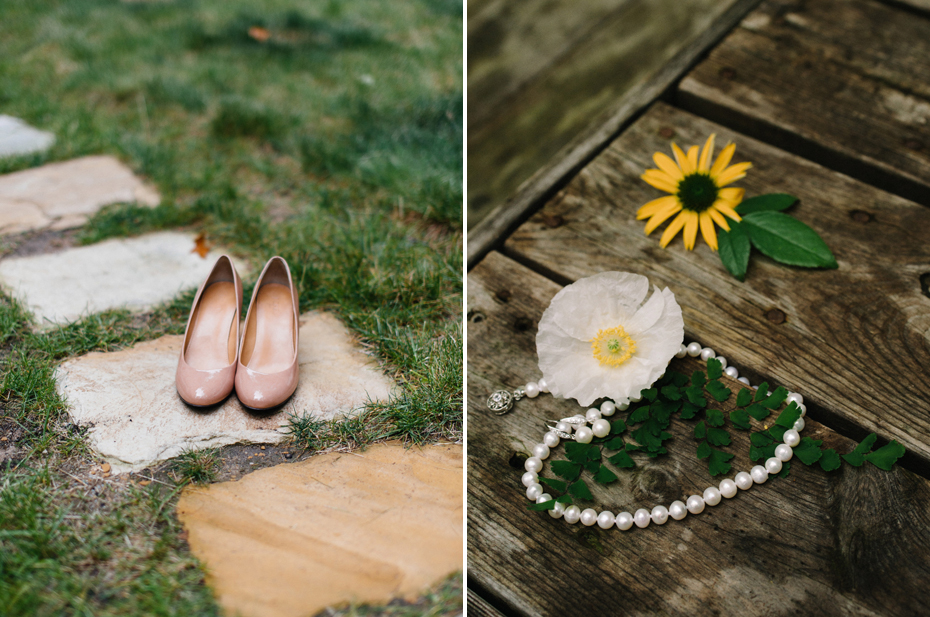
176;255;299;410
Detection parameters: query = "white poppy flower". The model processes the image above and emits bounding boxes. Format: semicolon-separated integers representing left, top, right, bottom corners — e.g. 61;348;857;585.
536;272;684;407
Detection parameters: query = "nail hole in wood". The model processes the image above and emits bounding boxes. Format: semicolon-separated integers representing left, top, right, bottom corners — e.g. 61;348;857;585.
658;127;675;139
719;67;736;80
920;272;930;299
495;289;512;302
467;310;485;323
540;214;564;228
849;210;872;223
509;453;526;469
766;308;786;324
513;316;533;331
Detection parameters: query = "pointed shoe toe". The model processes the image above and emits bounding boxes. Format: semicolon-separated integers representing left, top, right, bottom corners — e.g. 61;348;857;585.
176;255;243;407
235;256;300;410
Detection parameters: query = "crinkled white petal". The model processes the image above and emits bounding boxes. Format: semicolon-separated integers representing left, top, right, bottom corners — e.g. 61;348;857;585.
537;274;683;407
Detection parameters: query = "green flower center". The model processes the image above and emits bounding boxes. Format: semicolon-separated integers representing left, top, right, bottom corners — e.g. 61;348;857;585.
677;173;719;212
607;339;621;353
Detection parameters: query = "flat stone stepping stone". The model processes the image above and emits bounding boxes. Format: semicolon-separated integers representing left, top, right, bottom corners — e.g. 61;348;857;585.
0;155;160;234
57;311;397;472
0;115;55;159
0;231;224;326
177;442;462;617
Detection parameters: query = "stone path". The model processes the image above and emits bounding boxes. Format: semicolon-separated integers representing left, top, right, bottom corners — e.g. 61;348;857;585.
177;441;463;617
0;155;159;235
0;115;54;159
0;231;223;326
58;311;397;472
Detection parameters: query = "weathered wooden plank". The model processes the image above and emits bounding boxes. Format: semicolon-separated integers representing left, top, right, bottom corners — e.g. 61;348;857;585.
679;0;930;209
466;0;763;265
466;587;508;617
468;250;930;616
504;102;930;466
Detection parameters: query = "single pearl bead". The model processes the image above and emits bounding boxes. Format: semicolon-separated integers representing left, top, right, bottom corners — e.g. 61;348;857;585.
734;471;753;490
615;512;634;530
543;431;560;448
716;356;728;369
775;444;793;462
563;505;581;524
798;403;807;417
600;401;616;416
592;419;611;438
793;418;805;432
521;471;538;487
737;377;750;385
700;347;716;361
724;366;739;379
536;493;552;504
574;426;594;444
549;500;566;519
616;401;630;411
651;505;669;525
526;483;543;500
524;382;540;398
703;487;722;506
555;421;573;435
524;457;542;473
675;344;687;359
669;500;688;520
751;465;768;484
719;479;738;499
634;509;651;528
765;457;783;475
585;408;601;423
580;508;598;526
597;511;615;529
538;378;549;393
786;392;804;406
783;429;801;447
686;495;705;514
686;342;702;357
532;443;550;460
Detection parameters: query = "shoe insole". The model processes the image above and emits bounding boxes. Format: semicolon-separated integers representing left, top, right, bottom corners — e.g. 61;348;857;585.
186;281;237;370
246;283;295;374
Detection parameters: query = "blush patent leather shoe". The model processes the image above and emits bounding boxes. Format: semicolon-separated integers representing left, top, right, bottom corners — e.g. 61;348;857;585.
176;255;243;406
235;256;299;410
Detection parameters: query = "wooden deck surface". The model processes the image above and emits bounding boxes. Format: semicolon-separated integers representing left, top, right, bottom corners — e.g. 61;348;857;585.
467;0;930;614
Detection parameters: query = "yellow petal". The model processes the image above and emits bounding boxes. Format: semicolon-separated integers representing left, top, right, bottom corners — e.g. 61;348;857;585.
699;211;718;251
718;187;744;203
708;207;731;232
644;201;682;235
686;146;699;173
641;169;678;193
659;212;688;248
653;152;684;182
710;143;736;177
683;210;700;250
637;195;678;220
715;162;753;187
713;200;742;221
698;134;715;172
671;143;694;175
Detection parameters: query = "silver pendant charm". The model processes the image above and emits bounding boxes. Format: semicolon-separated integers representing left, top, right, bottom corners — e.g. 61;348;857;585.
487;388;524;415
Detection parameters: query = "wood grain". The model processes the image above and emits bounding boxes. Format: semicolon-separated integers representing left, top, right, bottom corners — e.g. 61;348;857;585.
468;250;930;616
466;587;508;617
503;102;930;466
466;0;763;265
679;0;930;208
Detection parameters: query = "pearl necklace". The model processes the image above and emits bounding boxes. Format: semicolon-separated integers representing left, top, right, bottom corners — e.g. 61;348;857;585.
496;342;809;531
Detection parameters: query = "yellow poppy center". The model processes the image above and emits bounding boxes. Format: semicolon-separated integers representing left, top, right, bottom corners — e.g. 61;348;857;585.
590;326;636;367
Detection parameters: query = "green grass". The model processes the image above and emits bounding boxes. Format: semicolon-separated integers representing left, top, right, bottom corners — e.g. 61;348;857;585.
317;572;463;617
0;0;461;613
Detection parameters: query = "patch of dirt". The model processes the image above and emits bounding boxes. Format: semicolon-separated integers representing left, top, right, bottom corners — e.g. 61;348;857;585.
0;227;81;259
212;442;310;482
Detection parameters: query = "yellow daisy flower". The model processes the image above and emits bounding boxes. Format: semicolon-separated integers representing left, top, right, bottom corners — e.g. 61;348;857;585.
637;134;751;251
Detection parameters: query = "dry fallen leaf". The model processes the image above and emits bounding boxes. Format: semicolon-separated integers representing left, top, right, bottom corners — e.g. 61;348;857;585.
191;233;211;258
101;462;111;473
139;480;151;486
248;26;271;42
